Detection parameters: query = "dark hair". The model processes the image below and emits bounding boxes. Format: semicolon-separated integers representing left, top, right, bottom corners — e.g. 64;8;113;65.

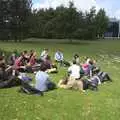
0;56;4;61
23;50;28;54
73;60;76;64
89;60;93;65
40;63;48;71
44;48;48;51
74;54;79;58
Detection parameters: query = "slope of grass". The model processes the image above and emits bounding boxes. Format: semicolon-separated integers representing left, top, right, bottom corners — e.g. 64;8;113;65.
0;39;120;120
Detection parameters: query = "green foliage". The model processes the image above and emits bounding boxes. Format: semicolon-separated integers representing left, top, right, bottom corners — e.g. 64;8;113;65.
29;2;109;40
0;0;32;41
0;1;109;41
95;9;109;38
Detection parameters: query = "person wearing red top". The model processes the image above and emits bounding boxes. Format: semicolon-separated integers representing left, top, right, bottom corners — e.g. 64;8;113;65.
27;52;37;66
14;56;26;71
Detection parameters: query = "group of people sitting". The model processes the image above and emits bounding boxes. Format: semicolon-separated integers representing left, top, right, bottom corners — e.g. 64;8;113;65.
58;55;112;92
0;49;112;95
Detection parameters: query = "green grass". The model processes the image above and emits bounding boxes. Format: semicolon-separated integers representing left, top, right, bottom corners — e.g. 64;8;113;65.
0;39;120;120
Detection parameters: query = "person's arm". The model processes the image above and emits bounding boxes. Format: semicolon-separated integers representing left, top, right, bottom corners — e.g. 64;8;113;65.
55;53;59;61
40;51;45;57
68;66;72;73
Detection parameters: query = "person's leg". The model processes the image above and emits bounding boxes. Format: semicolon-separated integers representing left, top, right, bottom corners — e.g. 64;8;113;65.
77;80;85;92
89;82;98;91
47;81;56;90
20;81;43;95
0;75;20;88
102;72;112;82
58;79;67;88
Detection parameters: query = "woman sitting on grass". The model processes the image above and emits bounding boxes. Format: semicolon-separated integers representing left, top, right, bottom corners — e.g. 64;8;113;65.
81;57;97;77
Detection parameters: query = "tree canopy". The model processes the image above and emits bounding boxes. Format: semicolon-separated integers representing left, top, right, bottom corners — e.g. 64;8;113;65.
0;1;109;41
0;0;32;41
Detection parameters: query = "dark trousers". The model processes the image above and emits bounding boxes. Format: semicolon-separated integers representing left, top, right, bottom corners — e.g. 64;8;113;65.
20;80;43;96
0;76;21;88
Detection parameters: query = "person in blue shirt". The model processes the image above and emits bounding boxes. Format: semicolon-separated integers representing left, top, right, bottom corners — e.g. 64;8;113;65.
54;49;64;66
19;63;56;95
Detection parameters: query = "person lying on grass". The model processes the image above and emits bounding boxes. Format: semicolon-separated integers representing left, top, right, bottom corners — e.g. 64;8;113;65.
92;67;112;83
19;63;56;95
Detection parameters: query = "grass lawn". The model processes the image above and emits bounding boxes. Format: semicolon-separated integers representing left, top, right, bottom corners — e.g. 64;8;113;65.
0;39;120;120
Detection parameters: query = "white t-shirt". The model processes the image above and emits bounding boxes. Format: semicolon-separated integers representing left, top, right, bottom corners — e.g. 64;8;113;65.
68;64;81;79
40;50;48;60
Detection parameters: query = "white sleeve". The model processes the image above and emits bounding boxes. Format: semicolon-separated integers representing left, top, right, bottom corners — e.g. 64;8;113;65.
68;66;71;72
40;51;44;57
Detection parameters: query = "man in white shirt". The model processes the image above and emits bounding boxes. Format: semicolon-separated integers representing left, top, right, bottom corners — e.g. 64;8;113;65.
68;60;81;80
40;48;49;61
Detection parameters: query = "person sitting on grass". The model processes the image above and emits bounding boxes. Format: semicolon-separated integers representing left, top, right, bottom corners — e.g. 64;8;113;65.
41;55;58;73
58;72;109;92
54;49;70;67
82;57;95;77
14;55;26;72
40;48;49;61
28;50;37;66
25;51;37;73
58;77;86;92
19;63;56;95
8;50;19;65
73;54;80;65
68;60;81;80
54;49;64;66
0;56;21;88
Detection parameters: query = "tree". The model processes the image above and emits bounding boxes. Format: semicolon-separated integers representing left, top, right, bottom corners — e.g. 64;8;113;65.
10;0;32;42
0;0;11;41
95;9;109;38
0;0;32;42
84;7;97;39
28;1;109;40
